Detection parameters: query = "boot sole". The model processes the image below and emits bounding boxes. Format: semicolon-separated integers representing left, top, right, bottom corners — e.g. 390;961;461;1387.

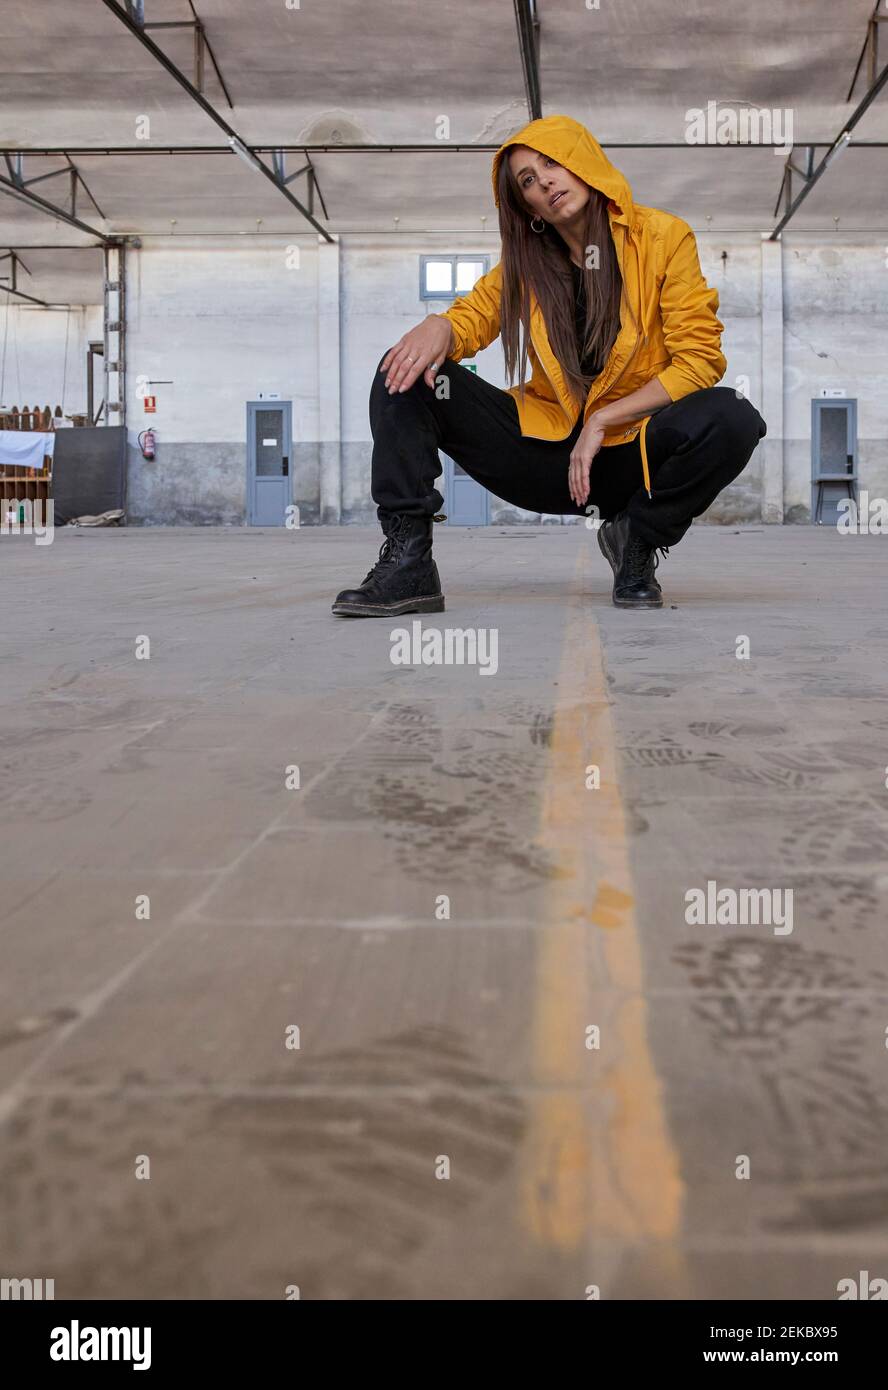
331;593;446;618
613;593;663;609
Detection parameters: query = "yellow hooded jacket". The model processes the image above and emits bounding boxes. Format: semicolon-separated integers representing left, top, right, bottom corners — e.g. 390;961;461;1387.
439;115;727;494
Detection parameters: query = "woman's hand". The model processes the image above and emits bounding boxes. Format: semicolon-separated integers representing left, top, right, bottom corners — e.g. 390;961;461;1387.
568;416;606;507
380;316;454;394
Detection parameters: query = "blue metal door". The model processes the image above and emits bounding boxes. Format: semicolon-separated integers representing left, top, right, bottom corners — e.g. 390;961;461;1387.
247;400;291;526
810;398;857;525
442;455;490;525
440;363;489;525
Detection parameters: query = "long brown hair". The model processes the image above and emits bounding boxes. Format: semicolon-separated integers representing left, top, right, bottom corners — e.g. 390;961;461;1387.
495;154;623;407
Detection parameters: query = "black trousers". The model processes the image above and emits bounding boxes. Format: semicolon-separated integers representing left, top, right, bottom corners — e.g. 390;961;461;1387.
369;355;767;548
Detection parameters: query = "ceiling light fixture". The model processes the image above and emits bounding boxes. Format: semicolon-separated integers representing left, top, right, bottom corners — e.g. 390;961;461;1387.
228;136;263;174
823;130;852;169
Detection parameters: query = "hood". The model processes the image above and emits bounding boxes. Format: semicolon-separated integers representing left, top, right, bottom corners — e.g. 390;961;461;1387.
491;114;635;226
492;113;650;344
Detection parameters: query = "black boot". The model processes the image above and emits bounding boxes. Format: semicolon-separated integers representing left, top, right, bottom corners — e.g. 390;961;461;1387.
331;512;446;617
597;511;666;609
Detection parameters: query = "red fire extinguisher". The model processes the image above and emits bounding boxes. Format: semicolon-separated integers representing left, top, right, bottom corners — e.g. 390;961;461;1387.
138;428;156;460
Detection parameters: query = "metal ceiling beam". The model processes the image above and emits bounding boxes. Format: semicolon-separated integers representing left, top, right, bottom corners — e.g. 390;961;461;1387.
770;54;888;239
513;0;542;121
0;164;111;242
141;0;234;109
0;249;55;307
0;287;55;307
7;154;107;221
6;141;888;158
101;0;333;241
62;154;107;219
847;3;888;101
270;149;329;220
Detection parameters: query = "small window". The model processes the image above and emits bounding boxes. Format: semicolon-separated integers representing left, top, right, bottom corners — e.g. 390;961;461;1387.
455;259;485;292
424;260;453;294
420;254;489;300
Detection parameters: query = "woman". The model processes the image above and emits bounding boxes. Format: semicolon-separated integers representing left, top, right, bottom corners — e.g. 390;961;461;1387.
332;114;766;615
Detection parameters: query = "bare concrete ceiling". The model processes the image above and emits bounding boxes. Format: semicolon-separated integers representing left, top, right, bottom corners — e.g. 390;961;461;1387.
1;0;887;303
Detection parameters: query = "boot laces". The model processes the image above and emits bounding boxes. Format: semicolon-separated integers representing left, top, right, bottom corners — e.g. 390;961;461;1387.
624;533;670;581
360;517;407;585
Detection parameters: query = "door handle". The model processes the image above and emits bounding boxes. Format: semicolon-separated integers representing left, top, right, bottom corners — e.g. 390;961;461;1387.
282;457;289;476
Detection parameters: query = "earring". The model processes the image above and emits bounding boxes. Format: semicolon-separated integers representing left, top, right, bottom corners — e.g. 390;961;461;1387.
530;215;546;233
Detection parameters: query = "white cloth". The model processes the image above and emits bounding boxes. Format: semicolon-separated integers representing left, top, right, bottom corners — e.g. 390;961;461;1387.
0;430;55;469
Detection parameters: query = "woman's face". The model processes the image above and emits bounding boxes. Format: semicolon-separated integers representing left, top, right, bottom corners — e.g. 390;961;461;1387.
507;145;590;225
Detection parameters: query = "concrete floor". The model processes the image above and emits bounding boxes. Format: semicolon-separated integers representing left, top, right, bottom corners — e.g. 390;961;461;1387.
1;522;887;1300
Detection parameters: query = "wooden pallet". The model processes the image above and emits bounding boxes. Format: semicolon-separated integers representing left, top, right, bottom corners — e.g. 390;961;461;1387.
0;404;58;511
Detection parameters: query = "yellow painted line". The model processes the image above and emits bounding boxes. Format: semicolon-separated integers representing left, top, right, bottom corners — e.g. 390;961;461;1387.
521;541;685;1254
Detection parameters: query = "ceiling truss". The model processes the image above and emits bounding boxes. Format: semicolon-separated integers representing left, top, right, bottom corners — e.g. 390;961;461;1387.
0;249;55;307
105;0;333;240
0;154;112;243
770;5;888;238
0;4;886;252
135;0;234;109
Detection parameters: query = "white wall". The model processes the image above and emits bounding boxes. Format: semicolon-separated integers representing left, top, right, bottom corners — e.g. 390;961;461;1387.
783;243;888;519
125;239;320;441
123;237;322;524
6;233;888;525
0;303;101;417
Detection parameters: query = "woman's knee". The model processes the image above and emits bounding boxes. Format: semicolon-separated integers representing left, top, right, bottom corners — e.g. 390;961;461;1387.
371;352;412;408
690;387;766;459
371;351;440;395
712;386;765;435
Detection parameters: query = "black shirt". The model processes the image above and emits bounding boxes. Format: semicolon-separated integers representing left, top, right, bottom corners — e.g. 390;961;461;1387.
570;260;600;379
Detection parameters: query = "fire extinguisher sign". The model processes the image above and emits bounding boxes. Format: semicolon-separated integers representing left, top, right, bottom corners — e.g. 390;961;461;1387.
143;395;157;412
